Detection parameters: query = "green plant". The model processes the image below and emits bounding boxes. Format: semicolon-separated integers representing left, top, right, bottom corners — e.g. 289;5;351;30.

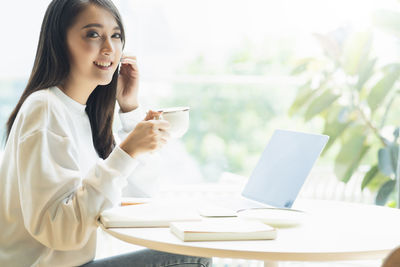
290;19;400;206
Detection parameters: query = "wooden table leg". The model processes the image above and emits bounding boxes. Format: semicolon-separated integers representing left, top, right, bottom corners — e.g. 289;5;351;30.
264;260;279;267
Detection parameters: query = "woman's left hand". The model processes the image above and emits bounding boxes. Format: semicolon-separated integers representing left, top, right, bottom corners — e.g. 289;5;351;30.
117;54;139;112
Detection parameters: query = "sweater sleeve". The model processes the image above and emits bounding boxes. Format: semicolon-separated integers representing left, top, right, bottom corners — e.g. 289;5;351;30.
117;107;146;141
17;129;138;251
116;108;163;197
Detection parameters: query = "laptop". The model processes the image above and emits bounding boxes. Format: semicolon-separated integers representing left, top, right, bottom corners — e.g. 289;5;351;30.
199;129;329;218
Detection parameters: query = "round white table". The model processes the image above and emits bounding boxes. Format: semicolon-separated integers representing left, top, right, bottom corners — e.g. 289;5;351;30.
101;199;400;266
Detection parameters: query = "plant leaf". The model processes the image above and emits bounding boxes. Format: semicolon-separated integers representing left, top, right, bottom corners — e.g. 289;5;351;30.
319;105;352;155
334;127;369;183
288;82;315;116
375;179;396;206
322;122;350;155
367;66;400;112
361;165;379;190
291;58;313;75
343;32;373;76
365;173;391;192
304;90;340;121
394;127;400;141
378;145;399;177
356;58;377;91
378;148;394;176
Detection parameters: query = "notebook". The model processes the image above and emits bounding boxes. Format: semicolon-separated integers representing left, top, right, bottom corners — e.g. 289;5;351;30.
170;218;277;241
199;129;329;224
100;203;202;228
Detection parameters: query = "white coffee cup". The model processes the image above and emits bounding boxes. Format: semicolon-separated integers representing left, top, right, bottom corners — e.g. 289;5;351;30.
156;107;190;138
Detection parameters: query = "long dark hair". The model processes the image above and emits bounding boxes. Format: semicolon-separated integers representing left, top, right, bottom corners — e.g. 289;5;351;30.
6;0;125;159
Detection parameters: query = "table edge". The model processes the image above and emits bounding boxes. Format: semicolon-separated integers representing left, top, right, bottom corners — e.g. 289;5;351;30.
101;225;391;262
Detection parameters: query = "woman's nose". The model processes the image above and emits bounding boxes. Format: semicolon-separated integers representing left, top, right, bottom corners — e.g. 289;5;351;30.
101;38;114;55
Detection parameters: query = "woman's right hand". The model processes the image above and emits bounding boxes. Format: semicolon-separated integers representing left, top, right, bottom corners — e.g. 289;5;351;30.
119;118;170;158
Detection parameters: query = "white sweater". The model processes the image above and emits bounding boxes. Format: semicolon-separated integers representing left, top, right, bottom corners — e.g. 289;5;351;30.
0;87;145;266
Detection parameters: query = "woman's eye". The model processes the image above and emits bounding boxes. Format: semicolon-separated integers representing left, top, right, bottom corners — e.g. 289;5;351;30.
87;31;100;38
112;33;122;39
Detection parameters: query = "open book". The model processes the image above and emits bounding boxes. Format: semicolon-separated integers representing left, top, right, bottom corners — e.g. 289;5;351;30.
100;203;202;228
170;218;277;241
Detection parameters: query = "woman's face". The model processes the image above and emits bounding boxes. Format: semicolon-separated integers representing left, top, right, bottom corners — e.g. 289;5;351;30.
66;4;123;86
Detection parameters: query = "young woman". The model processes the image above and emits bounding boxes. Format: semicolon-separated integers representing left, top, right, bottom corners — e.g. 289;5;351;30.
0;0;211;266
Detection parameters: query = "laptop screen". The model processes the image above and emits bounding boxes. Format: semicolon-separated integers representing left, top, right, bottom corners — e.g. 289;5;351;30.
241;129;329;208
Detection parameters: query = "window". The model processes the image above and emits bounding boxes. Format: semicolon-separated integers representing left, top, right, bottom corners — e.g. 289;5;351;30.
1;0;397;185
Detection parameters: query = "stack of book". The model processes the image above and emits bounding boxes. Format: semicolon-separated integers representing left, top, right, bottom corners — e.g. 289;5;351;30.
99;204;277;241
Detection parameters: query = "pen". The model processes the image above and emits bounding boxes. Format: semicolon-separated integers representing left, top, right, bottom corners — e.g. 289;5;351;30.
120;201;146;206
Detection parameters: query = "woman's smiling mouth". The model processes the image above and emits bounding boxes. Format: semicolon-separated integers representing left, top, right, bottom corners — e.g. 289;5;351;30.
94;61;113;70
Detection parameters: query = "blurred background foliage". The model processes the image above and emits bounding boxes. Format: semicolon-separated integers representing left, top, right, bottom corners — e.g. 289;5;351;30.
157;39;298;181
289;8;400;206
2;0;400;205
160;82;276;181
